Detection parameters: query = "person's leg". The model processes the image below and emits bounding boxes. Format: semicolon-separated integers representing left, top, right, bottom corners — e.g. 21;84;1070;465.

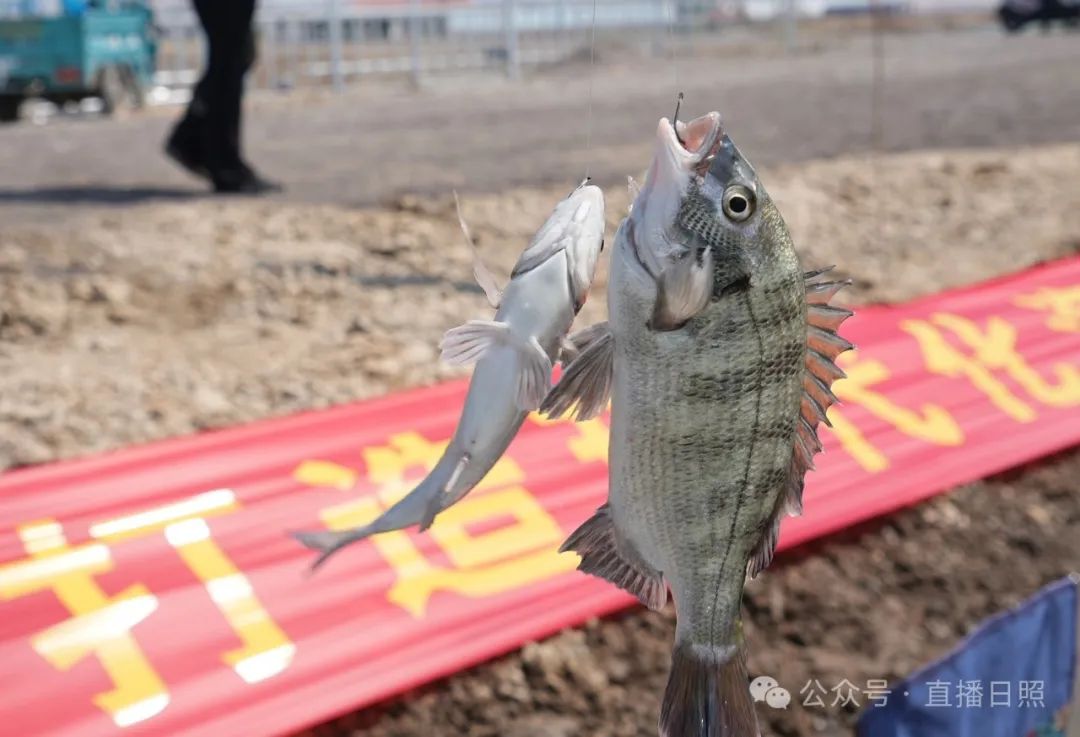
169;0;277;192
194;0;254;176
164;2;216;178
199;0;278;192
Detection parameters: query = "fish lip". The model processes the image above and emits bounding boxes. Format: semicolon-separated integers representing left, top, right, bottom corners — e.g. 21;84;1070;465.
659;112;723;172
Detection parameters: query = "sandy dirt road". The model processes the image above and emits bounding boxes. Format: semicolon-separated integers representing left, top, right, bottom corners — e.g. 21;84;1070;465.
1;26;1079;224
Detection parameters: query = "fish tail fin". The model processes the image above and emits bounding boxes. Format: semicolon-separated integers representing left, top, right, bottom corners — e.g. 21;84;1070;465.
292;529;370;573
293;450;467;571
659;643;759;737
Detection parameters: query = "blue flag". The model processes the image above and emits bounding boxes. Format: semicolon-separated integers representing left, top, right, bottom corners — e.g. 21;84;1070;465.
858;576;1078;737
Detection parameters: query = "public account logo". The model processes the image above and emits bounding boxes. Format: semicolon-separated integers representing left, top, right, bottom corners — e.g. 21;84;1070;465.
750;676;791;709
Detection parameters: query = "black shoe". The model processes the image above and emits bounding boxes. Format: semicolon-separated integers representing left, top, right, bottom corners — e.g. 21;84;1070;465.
211;166;283;195
165;132;210;181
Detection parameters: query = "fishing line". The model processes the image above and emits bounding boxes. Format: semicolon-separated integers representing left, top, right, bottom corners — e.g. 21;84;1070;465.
665;0;680;94
583;0;599;180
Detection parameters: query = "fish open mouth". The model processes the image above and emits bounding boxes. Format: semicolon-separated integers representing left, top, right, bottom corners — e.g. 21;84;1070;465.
661;112;723;167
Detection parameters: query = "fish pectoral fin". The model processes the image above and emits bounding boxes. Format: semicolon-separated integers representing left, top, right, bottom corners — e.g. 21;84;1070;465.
558;336;580;364
649;247;715;331
514;335;554;411
439;319;511;366
560;504;667;611
541;323;613;421
564;320;610;355
556;319;610;367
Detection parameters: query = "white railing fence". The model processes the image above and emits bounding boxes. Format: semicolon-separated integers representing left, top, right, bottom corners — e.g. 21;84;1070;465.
0;0;1000;92
153;0;694;91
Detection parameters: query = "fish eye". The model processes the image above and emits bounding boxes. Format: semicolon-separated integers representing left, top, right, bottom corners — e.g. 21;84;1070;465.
722;186;755;222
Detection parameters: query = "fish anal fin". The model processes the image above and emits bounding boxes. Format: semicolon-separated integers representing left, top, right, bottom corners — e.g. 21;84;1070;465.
650;248;714;331
541;324;614;421
746;500;784;579
560;504;667;611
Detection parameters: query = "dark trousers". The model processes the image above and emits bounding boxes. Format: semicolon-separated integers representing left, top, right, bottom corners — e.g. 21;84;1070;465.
171;0;257;177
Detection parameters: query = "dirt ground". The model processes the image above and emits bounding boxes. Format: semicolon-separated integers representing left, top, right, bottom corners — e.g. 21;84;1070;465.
2;18;1080;737
2;138;1079;736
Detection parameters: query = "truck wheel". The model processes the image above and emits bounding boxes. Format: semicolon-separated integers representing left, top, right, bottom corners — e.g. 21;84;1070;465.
0;96;19;123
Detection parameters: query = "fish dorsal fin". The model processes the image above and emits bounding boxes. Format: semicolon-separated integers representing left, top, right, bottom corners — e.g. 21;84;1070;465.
747;267;853;580
453;191;503;309
788;267;854;515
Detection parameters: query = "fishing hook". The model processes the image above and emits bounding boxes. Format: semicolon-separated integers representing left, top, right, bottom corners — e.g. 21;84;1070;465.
673;92;686;147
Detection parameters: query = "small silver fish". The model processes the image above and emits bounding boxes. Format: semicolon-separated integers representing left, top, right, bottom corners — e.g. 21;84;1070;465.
294;182;605;569
544;115;852;736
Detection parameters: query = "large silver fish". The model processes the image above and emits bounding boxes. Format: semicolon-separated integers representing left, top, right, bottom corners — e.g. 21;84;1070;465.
294;182;605;569
543;115;852;736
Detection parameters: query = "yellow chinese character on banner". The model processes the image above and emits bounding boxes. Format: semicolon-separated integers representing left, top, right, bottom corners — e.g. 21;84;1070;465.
825;351;965;473
300;432;578;617
0;521;168;727
902;313;1080;422
1015;286;1080;333
1;488;298;725
90;489;295;684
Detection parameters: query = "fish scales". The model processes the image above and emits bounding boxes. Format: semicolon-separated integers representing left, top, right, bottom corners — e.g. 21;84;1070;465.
543;113;852;736
613;198;806;649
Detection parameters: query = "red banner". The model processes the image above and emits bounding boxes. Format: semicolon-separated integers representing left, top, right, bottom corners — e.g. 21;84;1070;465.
2;257;1080;737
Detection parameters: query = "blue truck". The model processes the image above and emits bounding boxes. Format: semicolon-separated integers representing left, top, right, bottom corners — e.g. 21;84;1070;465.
0;1;156;122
